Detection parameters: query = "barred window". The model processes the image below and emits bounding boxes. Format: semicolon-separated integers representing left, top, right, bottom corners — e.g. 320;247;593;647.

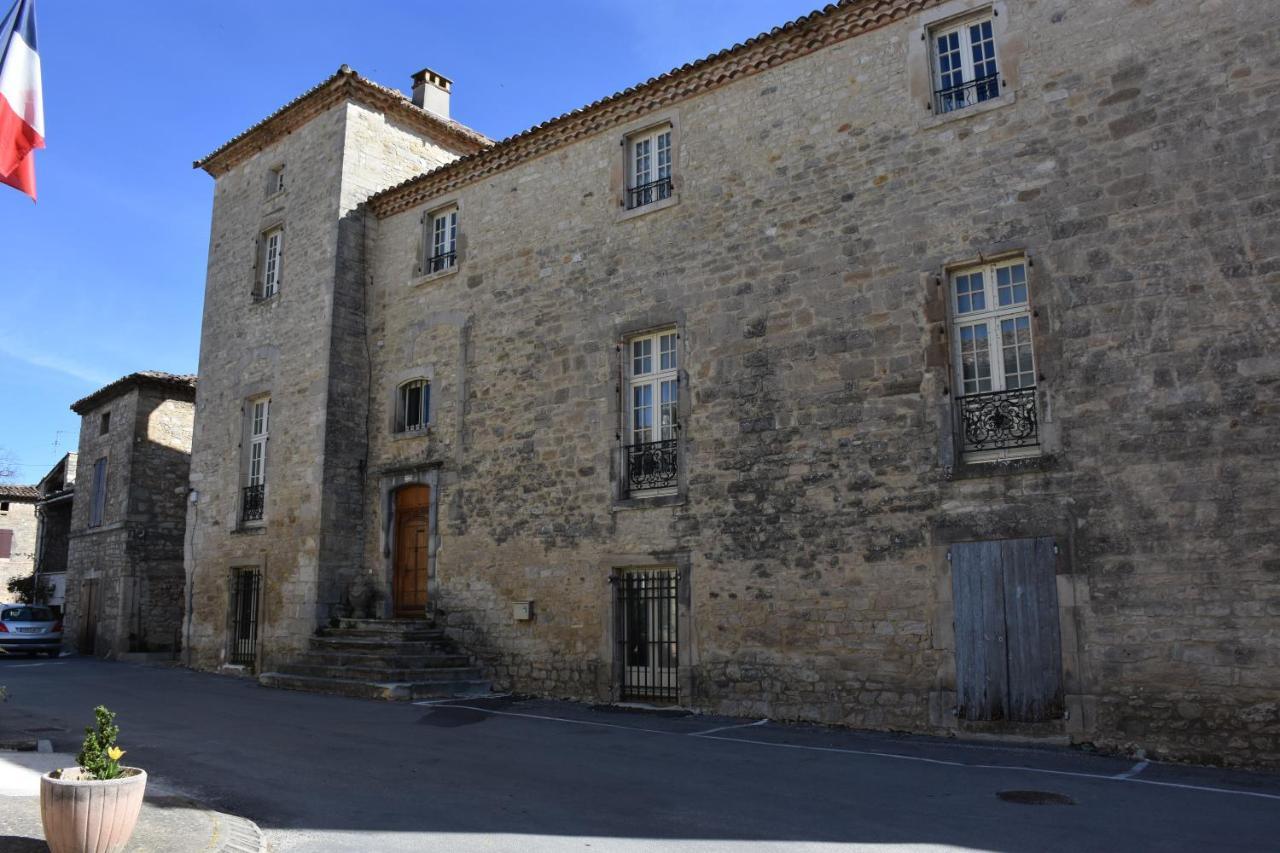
396;380;430;433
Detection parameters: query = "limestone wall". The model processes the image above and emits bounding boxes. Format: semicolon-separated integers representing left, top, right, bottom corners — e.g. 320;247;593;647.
0;498;38;602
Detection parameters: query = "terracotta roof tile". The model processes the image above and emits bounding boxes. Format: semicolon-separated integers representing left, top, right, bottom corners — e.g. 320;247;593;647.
0;485;39;501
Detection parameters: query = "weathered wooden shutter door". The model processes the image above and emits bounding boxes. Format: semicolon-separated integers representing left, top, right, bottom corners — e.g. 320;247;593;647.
1001;537;1064;722
951;540;1008;721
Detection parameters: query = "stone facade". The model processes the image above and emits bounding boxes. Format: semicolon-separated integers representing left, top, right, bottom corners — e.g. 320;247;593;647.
0;487;39;602
60;373;196;657
187;0;1280;766
32;453;76;612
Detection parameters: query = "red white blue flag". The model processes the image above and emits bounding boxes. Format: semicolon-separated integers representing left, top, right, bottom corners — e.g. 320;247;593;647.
0;0;43;201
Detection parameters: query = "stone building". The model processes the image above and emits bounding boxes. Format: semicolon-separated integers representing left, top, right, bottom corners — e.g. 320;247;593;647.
31;453;75;613
59;372;196;657
0;485;39;601
185;0;1280;765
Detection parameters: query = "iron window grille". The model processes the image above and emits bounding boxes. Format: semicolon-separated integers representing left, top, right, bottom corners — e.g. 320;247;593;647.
955;386;1039;453
621;439;679;498
626;177;674;210
614;569;679;702
934;70;1001;114
396;380;430;433
426;250;456;274
228;568;261;668
241;484;265;523
931;15;1000;115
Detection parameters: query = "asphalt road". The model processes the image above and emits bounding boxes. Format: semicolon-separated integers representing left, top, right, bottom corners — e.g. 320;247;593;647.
1;656;1278;852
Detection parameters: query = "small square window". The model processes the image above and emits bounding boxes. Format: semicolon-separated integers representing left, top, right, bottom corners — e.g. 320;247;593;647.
930;13;1000;114
100;411;110;435
268;165;285;196
1;501;9;512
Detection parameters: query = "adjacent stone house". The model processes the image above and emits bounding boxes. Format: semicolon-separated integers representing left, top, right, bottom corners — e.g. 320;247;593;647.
185;0;1280;765
0;485;39;602
31;453;75;613
60;372;196;658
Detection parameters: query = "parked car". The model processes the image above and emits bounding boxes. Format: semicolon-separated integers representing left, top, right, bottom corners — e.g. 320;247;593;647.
0;605;62;657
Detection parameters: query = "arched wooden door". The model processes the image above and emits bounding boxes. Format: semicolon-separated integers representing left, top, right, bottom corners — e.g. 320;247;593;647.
393;485;430;618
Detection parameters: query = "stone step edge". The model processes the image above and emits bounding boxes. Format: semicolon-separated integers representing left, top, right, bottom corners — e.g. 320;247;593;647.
259;671;492;701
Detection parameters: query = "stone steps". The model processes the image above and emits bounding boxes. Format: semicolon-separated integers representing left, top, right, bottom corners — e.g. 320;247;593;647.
259;672;492;701
258;617;489;703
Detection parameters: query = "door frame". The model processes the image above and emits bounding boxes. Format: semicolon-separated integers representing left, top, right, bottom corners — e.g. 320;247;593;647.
376;467;440;620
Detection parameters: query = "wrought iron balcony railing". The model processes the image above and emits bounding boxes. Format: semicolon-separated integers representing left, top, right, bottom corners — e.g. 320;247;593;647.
425;251;456;274
955;386;1039;453
241;483;265;523
625;177;673;210
622;439;679;497
934;71;1000;114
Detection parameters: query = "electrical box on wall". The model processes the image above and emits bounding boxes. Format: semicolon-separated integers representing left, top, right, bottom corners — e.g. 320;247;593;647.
512;601;533;622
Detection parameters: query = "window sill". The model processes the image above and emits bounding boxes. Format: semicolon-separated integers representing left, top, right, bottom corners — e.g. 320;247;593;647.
263;189;287;210
616;192;679;223
410;265;459;288
390;428;432;442
613;490;684;511
232;523;267;536
944;450;1058;481
251;292;280;307
919;91;1015;130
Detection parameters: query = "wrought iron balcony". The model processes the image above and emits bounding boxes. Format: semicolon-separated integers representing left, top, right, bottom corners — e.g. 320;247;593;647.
425;251;456;274
934;71;1000;114
622;439;678;497
241;483;265;523
955;386;1039;453
625;177;673;210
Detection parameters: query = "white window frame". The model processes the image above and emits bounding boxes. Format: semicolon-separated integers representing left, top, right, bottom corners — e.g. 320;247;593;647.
261;228;282;299
948;256;1035;398
930;12;1000;114
626;125;673;210
247;397;269;489
626;329;679;447
426;207;457;274
396;379;430;434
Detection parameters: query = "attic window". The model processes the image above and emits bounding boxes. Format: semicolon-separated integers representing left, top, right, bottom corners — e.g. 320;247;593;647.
100;411;111;435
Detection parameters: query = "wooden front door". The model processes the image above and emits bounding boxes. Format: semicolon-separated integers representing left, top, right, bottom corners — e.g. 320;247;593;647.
393;485;430;617
951;537;1064;722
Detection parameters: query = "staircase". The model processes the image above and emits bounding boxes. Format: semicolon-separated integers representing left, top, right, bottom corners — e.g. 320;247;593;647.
258;618;490;701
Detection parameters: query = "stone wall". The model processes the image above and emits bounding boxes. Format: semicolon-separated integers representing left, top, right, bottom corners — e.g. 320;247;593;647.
62;386;194;656
356;0;1278;766
0;498;38;602
185;98;473;671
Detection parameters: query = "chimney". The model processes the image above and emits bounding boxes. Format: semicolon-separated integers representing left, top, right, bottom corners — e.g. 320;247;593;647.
411;68;452;118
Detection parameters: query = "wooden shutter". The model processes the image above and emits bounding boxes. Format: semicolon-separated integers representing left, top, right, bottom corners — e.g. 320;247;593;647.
90;458;107;527
0;529;12;558
414;211;427;276
251;234;262;296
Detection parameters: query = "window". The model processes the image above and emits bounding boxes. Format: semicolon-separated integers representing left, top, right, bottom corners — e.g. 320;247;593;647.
268;165;285;196
242;397;269;523
0;501;9;512
949;256;1039;455
228;568;261;668
259;227;282;299
99;411;110;435
396;379;430;433
626;125;673;210
622;329;679;496
423;207;457;275
88;457;107;528
931;14;999;114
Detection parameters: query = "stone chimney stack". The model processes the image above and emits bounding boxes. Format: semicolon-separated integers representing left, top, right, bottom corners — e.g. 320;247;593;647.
410;68;452;118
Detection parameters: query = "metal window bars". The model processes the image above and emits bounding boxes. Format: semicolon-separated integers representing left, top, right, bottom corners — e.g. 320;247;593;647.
934;71;1000;114
241;483;265;523
615;569;679;702
625;177;673;210
426;251;457;274
955;386;1039;453
621;439;678;497
228;568;261;668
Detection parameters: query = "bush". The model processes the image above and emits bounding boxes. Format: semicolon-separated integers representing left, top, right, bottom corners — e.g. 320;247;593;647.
76;706;127;780
6;573;52;605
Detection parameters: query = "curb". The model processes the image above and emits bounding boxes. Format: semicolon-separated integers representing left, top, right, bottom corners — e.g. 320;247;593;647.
215;810;267;853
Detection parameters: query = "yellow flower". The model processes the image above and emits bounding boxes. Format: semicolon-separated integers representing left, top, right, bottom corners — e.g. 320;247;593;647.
106;746;125;762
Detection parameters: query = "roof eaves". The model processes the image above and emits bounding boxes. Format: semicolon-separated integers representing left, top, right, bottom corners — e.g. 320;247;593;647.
70;372;198;415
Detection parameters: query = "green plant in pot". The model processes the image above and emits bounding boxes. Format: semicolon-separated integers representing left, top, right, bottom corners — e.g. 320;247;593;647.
41;706;148;853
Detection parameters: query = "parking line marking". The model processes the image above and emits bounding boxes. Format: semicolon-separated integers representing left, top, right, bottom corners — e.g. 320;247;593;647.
1114;760;1149;780
423;703;1280;803
690;718;770;737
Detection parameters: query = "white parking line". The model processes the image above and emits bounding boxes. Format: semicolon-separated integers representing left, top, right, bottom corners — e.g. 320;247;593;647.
419;702;1280;803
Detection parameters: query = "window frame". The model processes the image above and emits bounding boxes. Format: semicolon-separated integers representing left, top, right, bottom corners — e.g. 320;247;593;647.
241;396;270;526
947;256;1035;397
99;411;110;435
395;379;431;434
417;205;459;280
267;164;286;197
618;327;681;501
260;227;283;300
929;11;1000;115
625;125;674;211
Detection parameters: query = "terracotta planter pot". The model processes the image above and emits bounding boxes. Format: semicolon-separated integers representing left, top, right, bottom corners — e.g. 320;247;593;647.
40;766;147;853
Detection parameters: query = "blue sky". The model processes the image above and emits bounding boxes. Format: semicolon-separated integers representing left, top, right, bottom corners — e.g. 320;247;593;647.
0;0;823;482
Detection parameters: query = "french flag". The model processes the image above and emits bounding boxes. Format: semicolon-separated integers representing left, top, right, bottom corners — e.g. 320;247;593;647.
0;0;42;201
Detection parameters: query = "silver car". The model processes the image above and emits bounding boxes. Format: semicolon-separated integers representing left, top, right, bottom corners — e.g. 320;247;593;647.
0;605;62;657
